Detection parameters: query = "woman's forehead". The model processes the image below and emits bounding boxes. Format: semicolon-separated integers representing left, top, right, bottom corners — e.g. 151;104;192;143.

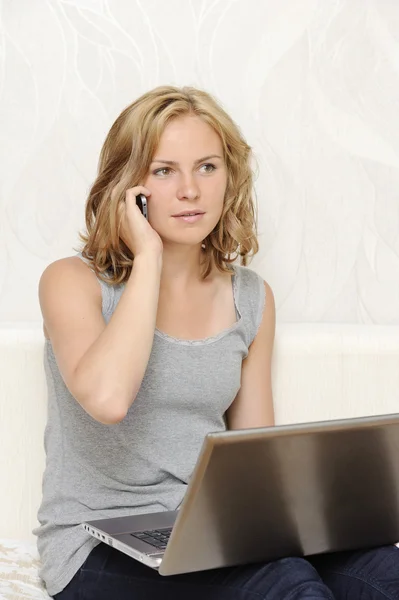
156;115;223;154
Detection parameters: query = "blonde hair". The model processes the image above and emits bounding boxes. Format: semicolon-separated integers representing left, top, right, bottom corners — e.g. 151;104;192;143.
79;85;259;282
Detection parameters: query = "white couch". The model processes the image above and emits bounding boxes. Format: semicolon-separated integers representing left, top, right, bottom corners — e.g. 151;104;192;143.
1;322;399;599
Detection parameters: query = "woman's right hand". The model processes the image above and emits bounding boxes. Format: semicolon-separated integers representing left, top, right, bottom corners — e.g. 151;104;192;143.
119;186;163;258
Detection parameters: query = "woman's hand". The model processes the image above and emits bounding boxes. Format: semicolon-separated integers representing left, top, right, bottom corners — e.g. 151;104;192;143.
119;186;163;258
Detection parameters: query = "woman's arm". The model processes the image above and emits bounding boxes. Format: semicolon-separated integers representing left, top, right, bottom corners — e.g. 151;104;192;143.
226;281;276;430
39;252;162;425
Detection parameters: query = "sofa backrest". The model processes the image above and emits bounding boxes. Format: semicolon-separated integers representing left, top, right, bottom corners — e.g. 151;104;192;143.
1;323;398;541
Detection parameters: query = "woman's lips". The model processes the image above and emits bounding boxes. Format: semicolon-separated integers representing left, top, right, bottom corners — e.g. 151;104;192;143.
172;213;205;223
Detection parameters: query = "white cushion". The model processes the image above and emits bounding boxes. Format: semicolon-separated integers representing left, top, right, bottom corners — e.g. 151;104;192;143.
0;539;50;599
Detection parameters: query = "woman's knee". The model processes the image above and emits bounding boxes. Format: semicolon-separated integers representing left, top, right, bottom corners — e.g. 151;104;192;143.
244;556;334;599
309;545;399;599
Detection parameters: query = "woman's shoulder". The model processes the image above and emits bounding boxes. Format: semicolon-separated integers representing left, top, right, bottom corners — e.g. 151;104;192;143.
39;255;102;302
39;256;104;341
232;264;274;344
232;263;270;295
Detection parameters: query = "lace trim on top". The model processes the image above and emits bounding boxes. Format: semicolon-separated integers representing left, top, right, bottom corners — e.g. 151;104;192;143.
154;267;242;346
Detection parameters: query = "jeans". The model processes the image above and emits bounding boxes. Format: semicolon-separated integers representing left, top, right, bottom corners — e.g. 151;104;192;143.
54;543;399;599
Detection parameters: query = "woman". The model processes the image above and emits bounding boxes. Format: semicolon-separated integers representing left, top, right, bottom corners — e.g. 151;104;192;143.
34;85;399;599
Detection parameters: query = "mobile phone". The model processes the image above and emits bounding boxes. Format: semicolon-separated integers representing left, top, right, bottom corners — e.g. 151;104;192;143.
136;194;148;220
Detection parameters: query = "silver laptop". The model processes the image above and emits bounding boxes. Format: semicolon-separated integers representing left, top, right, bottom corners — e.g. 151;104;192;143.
82;413;399;575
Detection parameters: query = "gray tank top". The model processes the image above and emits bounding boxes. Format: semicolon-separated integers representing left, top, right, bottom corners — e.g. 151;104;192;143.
33;259;266;596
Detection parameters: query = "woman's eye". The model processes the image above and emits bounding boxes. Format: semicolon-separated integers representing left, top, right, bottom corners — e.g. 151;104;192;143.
154;167;171;176
199;163;216;173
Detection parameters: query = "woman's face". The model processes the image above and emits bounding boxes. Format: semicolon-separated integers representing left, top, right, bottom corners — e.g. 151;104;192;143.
142;114;228;247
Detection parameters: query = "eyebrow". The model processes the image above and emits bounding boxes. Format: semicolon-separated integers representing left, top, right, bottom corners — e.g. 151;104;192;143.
151;154;223;166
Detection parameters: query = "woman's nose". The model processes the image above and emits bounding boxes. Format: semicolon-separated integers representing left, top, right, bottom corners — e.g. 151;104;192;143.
176;173;200;200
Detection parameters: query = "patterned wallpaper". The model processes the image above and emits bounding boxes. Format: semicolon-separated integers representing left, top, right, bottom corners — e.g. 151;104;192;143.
0;0;398;323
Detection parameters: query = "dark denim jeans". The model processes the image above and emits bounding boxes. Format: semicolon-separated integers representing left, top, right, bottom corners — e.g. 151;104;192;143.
54;543;399;599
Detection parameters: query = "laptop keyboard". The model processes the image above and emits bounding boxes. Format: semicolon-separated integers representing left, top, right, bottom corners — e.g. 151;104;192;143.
130;527;172;550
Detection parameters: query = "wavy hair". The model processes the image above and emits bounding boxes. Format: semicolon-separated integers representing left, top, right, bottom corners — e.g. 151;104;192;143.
79;85;259;282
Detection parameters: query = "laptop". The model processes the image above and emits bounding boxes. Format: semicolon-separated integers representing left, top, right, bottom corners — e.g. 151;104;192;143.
82;413;399;575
